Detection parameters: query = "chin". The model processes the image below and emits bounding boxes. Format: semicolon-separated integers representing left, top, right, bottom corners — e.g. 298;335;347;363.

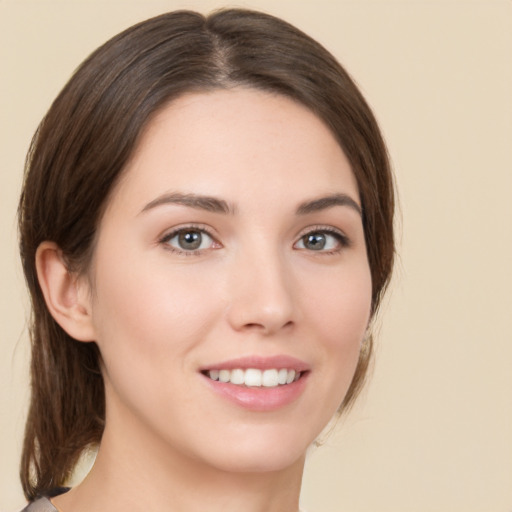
211;450;306;475
193;424;316;475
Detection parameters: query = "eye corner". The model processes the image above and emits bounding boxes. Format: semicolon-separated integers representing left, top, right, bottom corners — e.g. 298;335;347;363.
159;225;222;256
293;226;351;254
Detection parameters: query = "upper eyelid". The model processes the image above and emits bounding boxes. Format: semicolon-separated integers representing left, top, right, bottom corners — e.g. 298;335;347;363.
157;223;350;247
158;225;221;256
295;224;349;240
158;223;218;243
294;226;352;251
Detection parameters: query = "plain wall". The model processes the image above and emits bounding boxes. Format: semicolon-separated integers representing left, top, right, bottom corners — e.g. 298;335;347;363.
1;1;511;511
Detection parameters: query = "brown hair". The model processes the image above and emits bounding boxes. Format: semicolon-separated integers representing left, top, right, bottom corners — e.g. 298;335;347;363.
18;8;394;500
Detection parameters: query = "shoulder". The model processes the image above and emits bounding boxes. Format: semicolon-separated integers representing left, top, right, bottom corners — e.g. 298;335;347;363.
21;497;58;512
20;488;69;512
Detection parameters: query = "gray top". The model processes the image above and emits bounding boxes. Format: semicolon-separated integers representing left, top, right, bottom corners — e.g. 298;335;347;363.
21;495;309;511
22;497;58;512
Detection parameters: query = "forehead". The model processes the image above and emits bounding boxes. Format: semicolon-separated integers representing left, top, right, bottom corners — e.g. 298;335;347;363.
108;88;359;215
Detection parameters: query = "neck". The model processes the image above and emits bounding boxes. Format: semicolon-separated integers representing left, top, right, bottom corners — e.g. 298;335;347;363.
53;417;305;512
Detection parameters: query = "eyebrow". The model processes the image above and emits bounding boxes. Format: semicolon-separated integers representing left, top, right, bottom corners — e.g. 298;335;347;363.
140;192;235;215
140;191;361;217
296;194;362;217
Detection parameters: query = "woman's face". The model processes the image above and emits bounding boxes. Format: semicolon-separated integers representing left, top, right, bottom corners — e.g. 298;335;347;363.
85;88;372;474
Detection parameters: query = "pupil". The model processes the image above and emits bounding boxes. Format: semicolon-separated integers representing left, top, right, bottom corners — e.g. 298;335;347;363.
305;233;326;250
178;230;202;250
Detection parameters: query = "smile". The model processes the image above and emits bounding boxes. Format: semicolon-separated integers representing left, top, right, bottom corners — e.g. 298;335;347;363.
200;356;310;410
205;368;301;387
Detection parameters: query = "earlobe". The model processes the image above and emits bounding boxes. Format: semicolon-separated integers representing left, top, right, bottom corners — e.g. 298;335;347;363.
35;241;96;342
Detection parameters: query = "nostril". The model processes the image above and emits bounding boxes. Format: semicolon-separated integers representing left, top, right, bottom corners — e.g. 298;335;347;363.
242;320;294;335
225;282;296;335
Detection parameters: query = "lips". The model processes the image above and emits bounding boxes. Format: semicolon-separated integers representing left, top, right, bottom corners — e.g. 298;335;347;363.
200;355;310;411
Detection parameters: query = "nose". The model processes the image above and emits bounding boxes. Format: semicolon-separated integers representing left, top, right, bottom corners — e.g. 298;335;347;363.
225;247;296;336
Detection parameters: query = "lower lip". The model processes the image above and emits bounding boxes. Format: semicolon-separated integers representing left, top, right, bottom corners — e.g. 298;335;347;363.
201;373;309;412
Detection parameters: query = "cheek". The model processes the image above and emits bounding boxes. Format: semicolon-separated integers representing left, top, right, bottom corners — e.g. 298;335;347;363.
89;252;228;434
301;259;372;396
304;258;372;342
90;249;223;367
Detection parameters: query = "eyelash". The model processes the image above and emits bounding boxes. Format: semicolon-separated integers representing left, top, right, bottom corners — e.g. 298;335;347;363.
159;224;220;257
294;226;351;255
158;225;350;256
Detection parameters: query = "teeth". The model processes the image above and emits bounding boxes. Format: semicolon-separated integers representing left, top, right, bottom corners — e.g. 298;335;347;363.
219;369;230;383
206;368;301;387
245;368;262;387
230;369;245;385
286;369;296;384
262;369;279;387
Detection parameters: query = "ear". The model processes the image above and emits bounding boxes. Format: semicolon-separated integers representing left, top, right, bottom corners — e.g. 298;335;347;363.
35;241;96;342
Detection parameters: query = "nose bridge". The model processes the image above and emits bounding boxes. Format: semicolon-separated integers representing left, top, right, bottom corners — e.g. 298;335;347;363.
226;237;296;334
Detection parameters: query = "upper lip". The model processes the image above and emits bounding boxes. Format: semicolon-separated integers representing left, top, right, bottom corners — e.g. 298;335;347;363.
200;355;310;372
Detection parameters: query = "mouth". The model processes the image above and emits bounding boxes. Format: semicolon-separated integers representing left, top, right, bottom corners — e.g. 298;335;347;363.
198;355;310;410
202;368;303;388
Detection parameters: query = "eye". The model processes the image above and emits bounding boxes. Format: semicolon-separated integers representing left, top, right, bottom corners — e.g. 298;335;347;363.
161;227;218;254
294;229;349;252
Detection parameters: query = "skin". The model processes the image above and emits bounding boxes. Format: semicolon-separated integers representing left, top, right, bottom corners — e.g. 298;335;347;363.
41;88;372;512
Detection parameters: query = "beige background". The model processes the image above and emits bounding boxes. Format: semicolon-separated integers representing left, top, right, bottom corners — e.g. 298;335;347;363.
1;1;511;511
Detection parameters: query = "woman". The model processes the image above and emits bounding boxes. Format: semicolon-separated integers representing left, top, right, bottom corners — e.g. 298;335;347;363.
18;8;394;512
